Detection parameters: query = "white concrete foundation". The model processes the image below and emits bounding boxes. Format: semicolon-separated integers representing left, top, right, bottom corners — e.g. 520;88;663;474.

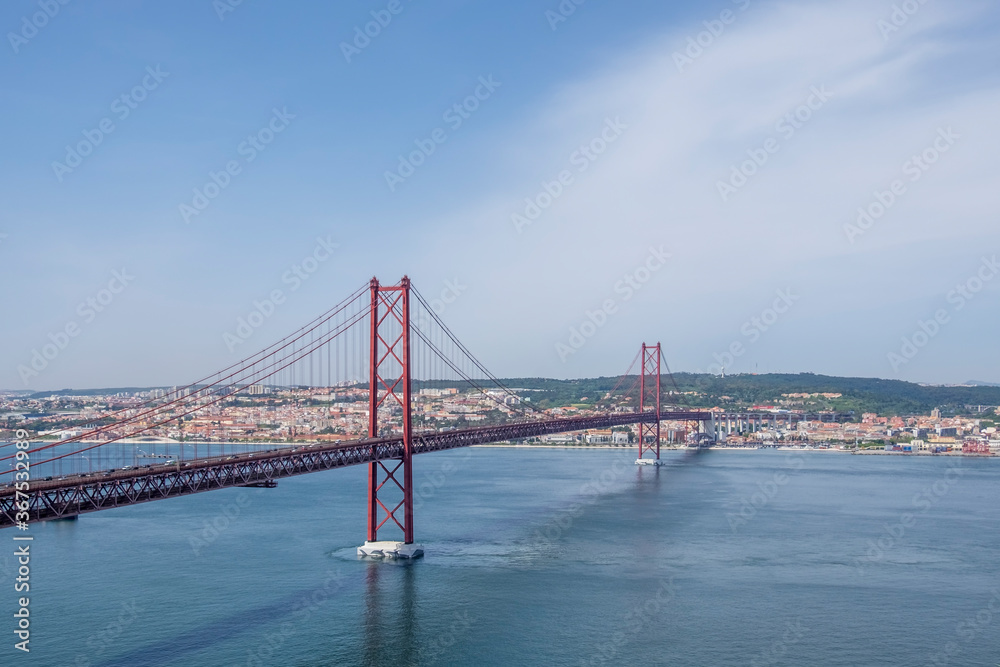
635;458;666;466
357;541;425;559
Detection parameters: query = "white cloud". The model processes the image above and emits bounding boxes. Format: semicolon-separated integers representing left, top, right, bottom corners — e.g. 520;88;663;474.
412;0;1000;382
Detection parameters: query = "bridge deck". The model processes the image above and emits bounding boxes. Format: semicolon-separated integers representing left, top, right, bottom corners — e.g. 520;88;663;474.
1;411;709;527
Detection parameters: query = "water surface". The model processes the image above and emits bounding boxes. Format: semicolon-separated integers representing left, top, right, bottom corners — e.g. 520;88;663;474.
14;448;1000;666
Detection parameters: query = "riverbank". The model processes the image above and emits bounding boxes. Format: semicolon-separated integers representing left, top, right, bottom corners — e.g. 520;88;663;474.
470;443;839;451
471;443;996;457
850;449;994;457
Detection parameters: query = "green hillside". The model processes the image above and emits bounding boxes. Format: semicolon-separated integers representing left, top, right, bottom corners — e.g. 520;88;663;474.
500;373;1000;417
24;374;1000;419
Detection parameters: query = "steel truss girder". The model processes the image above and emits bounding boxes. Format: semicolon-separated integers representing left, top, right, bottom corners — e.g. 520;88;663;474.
0;411;708;528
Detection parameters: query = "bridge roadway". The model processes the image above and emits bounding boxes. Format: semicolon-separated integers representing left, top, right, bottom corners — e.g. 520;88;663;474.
0;411;710;527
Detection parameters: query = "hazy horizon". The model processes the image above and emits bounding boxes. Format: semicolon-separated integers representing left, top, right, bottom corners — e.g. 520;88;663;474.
4;372;998;396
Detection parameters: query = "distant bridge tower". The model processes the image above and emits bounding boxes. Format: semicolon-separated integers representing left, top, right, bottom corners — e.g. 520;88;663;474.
636;342;663;466
358;277;423;559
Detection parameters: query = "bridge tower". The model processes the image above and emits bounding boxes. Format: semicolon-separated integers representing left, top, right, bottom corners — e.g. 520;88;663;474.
358;276;423;559
636;342;663;465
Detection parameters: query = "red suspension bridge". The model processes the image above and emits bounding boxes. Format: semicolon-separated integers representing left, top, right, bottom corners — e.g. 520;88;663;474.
1;277;713;556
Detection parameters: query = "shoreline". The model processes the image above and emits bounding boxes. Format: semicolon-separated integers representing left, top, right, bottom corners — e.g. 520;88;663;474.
470;444;995;457
17;439;992;459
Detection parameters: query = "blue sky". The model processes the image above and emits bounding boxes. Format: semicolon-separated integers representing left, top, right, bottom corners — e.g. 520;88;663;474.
2;0;999;390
